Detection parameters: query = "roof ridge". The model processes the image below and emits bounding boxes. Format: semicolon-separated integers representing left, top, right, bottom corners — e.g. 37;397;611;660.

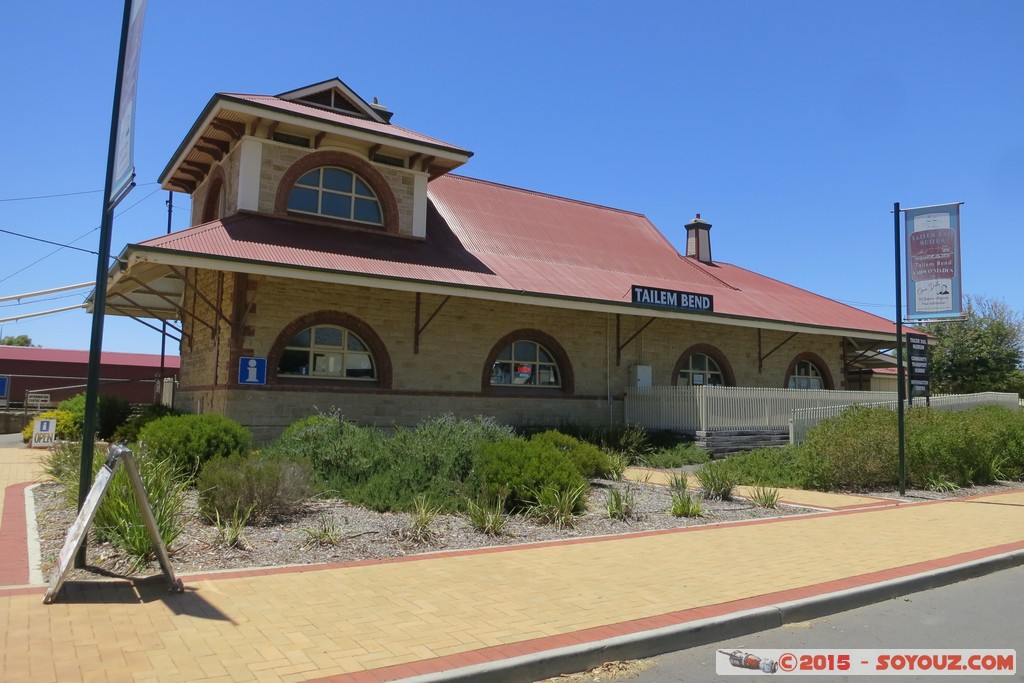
677;256;741;291
441;174;649;219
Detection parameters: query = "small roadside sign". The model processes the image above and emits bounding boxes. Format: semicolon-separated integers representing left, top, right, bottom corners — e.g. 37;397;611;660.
27;393;51;409
0;375;8;408
32;418;57;449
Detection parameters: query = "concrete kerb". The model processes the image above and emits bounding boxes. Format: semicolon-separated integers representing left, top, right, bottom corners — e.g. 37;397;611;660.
401;548;1024;683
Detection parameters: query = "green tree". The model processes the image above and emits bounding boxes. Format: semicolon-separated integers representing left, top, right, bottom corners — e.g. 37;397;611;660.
0;334;33;346
921;296;1023;394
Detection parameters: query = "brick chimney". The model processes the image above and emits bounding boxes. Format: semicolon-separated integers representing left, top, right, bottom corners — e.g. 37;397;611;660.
685;213;713;263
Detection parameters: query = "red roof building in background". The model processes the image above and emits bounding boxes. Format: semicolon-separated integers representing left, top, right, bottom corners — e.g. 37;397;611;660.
0;345;179;408
102;77;900;442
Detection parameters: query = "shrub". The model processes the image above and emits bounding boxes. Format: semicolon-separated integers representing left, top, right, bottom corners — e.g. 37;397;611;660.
470;438;588;511
42;440;83;487
138;413;252;480
530;430;614;479
670;490;704;518
50;393;131;441
90;448;190;569
725;446;805;488
643;443;709;469
695;460;739;500
799;406;898;490
111;404;186;444
466;497;508;536
749;485;781;508
605;484;640;521
266;412;512;513
197;452;313;524
526;483;588;528
267;412;383;487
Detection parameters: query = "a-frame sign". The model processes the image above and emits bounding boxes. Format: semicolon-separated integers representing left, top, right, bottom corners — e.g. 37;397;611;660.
44;444;184;604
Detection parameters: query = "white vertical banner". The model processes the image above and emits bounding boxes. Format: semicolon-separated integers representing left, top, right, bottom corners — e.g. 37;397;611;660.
109;0;148;209
904;203;963;320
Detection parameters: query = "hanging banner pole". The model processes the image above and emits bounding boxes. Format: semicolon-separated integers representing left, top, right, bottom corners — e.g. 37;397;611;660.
894;202;907;497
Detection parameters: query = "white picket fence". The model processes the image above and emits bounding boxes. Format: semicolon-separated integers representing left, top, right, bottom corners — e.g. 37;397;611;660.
623;385;1020;444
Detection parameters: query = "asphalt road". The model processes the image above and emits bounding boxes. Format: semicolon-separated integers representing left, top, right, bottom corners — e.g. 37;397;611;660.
628;565;1024;682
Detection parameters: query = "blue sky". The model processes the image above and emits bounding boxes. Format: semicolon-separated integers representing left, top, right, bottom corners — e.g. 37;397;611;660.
1;1;1022;354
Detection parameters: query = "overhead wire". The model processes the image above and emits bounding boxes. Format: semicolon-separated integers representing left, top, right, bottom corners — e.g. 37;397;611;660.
0;185;165;285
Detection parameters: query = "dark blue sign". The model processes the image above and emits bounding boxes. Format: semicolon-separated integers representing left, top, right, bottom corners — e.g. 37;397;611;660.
631;285;714;312
0;375;8;399
238;357;267;385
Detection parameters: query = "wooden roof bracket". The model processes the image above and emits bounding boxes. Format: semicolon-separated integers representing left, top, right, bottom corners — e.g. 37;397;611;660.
758;330;797;373
414;293;451;354
616;314;656;366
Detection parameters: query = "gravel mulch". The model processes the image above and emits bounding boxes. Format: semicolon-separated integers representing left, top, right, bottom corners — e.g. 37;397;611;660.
32;477;1024;582
32;479;813;581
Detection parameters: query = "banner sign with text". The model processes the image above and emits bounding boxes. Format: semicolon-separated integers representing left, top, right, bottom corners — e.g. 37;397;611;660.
631;285;714;312
905;203;962;320
907;332;930;400
109;0;148;209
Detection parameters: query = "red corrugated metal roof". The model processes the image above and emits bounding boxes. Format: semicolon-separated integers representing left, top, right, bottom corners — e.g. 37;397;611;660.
130;174;897;336
0;346;180;368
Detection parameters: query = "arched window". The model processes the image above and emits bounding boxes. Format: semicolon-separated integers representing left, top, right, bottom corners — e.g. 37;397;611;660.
784;353;834;390
671;344;735;386
482;329;574;394
490;340;561;387
286;167;383;225
278;324;376;379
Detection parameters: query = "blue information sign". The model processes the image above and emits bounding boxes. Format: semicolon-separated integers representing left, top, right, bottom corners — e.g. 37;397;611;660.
238;357;267;385
0;375;8;399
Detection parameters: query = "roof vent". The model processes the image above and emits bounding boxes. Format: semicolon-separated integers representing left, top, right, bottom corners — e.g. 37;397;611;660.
685;213;713;264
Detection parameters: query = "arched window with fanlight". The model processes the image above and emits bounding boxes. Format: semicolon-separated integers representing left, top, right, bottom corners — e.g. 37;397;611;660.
482;330;574;394
671;344;735;387
785;353;834;390
266;312;392;388
277;324;376;379
286;167;383;225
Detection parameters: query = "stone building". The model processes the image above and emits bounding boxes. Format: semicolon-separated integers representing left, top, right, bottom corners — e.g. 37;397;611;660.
104;78;897;442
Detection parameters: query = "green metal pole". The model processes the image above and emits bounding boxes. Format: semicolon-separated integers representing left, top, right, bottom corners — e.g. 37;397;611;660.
76;0;136;568
894;202;906;496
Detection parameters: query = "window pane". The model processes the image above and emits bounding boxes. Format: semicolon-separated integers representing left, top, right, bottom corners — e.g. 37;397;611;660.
315;326;344;347
279;349;309;375
538;365;559;386
347;334;368;352
354;198;381;224
346;354;374;378
490;361;512;384
288;328;311;348
322;168;353;192
287;187;319;213
313;352;343;376
513;363;534;385
538;347;554;364
321;192;350;219
691;354;706;371
296;170;320;187
495;345;512;361
513;341;536;362
354;178;374;197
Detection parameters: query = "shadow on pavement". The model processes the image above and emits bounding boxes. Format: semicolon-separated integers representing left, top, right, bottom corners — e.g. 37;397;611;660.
52;573;236;623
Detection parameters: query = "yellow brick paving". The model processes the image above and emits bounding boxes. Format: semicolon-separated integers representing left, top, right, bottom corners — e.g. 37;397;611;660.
623;466;895;508
2;445;1023;682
